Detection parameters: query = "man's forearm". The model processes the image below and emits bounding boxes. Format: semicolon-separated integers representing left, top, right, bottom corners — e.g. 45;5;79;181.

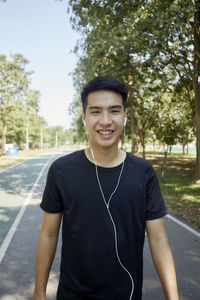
146;218;179;300
34;231;59;300
150;237;179;299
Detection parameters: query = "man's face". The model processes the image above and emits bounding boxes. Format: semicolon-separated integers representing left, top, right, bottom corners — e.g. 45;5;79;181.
82;90;126;150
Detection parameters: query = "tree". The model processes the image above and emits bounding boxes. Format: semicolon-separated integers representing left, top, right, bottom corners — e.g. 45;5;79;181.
131;0;199;176
0;54;31;153
0;54;46;152
23;89;42;150
68;1;151;153
68;0;197;175
44;126;69;148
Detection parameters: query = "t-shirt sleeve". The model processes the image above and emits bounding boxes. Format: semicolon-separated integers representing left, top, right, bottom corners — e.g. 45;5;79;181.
40;162;63;213
145;164;168;220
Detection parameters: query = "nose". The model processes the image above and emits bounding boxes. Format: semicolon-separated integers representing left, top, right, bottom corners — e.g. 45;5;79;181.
99;112;112;126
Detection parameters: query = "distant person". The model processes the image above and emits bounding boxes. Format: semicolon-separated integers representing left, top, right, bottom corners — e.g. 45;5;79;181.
34;76;179;300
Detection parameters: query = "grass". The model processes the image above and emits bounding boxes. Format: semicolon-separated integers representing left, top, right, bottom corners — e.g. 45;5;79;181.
0;148;56;171
143;151;200;230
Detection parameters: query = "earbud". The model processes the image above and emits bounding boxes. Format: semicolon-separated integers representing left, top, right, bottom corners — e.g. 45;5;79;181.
83;120;86;127
124;118;127;126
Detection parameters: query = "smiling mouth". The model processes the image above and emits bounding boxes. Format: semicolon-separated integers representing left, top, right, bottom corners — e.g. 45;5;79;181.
97;130;114;135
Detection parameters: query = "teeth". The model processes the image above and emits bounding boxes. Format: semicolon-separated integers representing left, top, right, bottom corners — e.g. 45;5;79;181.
99;130;113;135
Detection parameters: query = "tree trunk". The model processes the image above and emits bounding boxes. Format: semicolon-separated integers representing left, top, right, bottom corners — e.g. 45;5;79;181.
192;6;200;179
142;138;146;159
1;118;7;154
128;76;137;154
163;145;168;158
169;145;172;154
141;129;146;158
26;124;29;150
182;144;185;155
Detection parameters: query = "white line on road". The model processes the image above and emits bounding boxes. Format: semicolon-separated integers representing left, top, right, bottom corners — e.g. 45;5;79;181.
166;214;200;238
0;153;57;265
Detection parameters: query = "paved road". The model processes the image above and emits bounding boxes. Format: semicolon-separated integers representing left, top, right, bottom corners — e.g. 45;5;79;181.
0;152;62;245
0;151;199;300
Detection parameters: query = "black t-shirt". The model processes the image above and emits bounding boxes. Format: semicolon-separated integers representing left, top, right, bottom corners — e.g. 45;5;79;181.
41;150;167;300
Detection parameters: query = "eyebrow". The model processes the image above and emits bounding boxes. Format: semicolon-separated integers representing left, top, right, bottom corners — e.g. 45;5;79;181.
88;105;123;110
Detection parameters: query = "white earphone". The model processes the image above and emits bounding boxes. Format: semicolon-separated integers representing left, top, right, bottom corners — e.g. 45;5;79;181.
124;117;127;126
90;145;134;300
83;120;86;127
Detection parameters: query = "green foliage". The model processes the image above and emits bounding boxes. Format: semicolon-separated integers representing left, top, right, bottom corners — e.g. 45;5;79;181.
43;126;71;147
0;54;46;151
67;0;199;168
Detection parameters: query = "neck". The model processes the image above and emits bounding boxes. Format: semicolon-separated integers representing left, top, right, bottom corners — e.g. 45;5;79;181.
85;143;126;168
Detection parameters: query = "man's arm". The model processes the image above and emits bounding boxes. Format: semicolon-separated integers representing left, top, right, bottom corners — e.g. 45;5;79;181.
146;217;179;300
34;211;62;300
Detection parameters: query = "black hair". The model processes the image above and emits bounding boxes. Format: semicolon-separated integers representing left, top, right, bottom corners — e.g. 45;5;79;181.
81;75;128;112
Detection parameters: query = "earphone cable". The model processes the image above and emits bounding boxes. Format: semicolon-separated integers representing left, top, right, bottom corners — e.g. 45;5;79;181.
89;146;134;300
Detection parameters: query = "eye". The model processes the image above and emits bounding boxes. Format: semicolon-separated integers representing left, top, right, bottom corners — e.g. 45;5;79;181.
111;110;120;114
91;111;100;115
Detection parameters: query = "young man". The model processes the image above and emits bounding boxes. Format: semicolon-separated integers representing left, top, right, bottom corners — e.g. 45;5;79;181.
34;76;179;300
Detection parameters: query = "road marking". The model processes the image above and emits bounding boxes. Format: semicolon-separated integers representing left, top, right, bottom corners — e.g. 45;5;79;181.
166;214;200;238
0;153;57;265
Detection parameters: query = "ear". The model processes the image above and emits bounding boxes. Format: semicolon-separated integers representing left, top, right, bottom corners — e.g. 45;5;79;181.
82;113;86;127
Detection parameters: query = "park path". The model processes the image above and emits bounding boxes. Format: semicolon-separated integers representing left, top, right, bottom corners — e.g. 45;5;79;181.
0;151;199;300
0;152;63;245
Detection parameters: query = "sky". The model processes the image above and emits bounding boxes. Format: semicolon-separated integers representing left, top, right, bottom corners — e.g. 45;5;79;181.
0;0;80;128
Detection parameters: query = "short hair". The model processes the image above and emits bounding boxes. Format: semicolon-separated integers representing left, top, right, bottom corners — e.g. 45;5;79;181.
81;75;128;112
